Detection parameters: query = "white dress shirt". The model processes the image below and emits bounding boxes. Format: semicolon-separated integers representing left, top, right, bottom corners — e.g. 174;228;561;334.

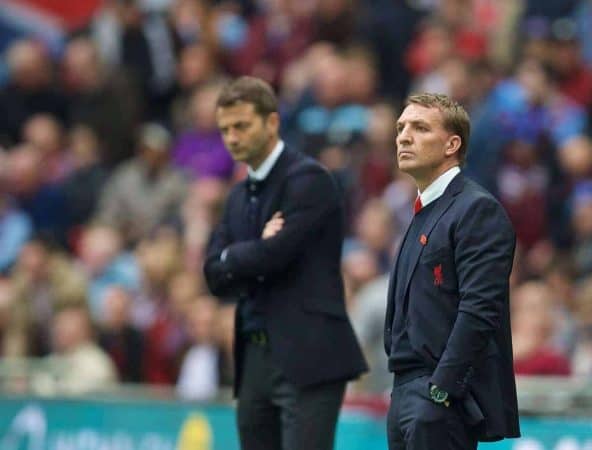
418;166;461;207
247;140;285;180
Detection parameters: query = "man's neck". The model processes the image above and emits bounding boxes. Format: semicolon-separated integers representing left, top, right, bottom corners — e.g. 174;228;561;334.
417;163;458;193
249;138;279;171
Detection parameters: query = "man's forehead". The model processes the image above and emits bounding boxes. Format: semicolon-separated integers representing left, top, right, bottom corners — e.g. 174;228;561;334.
216;102;258;122
397;104;442;123
216;102;256;116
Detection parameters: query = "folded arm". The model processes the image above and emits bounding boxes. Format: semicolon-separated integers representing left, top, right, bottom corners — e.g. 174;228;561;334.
222;167;340;279
203;193;248;297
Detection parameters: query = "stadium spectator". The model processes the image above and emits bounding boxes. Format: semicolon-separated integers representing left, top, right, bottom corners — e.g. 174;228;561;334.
98;286;145;383
512;281;572;376
0;192;33;274
177;296;219;401
95;123;187;245
77;223;141;321
43;304;118;394
6;144;70;245
286;47;370;157
0;279;26;357
342;246;380;305
90;0;181;121
136;227;187;384
12;237;87;356
170;42;224;131
349;274;391;394
181;177;229;272
62;124;109;235
570;181;592;278
0;39;67;147
357;103;397;203
347;198;396;273
171;82;235;180
22;114;74;184
61;36;142;167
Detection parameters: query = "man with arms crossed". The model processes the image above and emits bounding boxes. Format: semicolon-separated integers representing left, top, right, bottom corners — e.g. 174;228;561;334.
384;93;520;450
204;76;367;450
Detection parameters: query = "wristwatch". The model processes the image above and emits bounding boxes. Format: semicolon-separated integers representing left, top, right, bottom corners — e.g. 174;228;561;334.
429;384;450;407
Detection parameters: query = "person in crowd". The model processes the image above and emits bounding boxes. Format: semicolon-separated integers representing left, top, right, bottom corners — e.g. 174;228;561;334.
41;304;118;395
22;113;74;184
95;122;187;245
0;39;66;146
6;144;69;245
171;82;235;180
62;124;109;236
176;296;220;401
62;36;141;167
12;236;87;356
98;286;145;383
77;223;140;321
512;281;572;376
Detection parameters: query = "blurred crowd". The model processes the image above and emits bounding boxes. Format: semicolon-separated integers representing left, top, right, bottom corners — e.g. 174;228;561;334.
1;0;592;399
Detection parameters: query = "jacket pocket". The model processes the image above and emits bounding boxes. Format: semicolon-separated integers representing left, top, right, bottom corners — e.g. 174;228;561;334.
461;392;485;426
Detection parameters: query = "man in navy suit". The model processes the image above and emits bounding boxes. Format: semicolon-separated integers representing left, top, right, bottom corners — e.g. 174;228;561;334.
204;76;367;450
384;93;520;450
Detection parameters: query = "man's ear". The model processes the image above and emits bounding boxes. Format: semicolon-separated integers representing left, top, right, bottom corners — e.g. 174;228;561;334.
445;135;461;158
266;112;280;134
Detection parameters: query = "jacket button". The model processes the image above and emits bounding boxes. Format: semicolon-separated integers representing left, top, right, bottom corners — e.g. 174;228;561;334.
226;273;234;280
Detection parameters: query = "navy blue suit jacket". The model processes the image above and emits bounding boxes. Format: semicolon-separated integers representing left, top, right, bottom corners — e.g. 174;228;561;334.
205;148;367;394
384;173;520;441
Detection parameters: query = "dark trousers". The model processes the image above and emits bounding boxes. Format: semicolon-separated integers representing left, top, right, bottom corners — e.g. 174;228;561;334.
237;340;345;450
387;375;478;450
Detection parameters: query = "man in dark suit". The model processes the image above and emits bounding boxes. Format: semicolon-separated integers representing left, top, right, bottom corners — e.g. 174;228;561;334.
204;76;367;450
384;93;520;450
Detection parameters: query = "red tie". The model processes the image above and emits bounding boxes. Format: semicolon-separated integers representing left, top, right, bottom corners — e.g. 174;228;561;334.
414;196;423;215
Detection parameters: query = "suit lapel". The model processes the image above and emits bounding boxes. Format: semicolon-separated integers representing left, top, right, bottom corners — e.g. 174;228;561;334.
399;174;464;303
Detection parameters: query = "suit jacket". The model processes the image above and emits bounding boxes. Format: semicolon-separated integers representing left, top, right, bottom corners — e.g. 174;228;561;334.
384;173;520;442
205;148;367;394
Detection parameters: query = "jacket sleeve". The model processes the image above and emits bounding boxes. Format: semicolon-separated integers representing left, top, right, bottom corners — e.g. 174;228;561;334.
220;167;340;279
203;192;249;297
429;196;516;398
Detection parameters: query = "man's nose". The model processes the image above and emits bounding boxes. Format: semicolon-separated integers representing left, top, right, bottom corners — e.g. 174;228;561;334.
397;129;411;145
226;131;239;145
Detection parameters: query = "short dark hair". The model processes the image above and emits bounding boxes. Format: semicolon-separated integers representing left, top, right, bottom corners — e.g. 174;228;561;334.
405;93;471;165
216;76;278;117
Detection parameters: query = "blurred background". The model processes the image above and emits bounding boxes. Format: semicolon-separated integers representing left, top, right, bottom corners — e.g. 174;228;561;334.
0;0;591;448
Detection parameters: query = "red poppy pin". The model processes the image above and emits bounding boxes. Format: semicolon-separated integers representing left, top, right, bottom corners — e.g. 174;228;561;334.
419;234;428;246
434;264;443;286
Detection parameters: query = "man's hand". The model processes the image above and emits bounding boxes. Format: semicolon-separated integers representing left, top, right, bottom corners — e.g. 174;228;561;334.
262;212;284;239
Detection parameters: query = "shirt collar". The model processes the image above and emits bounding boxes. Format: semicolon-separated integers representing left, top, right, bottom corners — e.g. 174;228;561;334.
247;140;285;181
418;166;461;207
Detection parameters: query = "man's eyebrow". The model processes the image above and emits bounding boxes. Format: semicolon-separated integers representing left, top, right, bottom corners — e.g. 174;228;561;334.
395;119;430;130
